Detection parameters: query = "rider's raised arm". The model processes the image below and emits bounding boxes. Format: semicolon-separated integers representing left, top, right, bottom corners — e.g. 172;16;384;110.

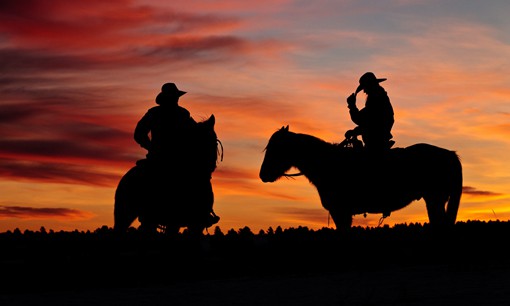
349;104;368;127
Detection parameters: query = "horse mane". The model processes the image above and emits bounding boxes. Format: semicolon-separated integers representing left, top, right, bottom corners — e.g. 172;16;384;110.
190;115;221;174
261;127;357;184
269;128;347;158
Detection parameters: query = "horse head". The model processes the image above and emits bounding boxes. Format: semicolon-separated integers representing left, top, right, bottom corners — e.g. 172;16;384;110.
259;125;294;183
194;114;221;175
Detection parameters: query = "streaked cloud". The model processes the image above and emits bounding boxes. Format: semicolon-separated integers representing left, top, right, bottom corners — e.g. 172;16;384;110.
270;206;330;225
463;186;503;197
0;205;94;220
0;159;120;186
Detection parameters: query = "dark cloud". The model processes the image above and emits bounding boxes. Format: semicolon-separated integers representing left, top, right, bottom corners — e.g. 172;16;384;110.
0;0;241;47
145;36;248;58
0;205;93;220
0;0;291;191
0;38;253;78
0;0;282;76
0;102;42;123
463;186;502;197
0;159;122;186
0;48;104;72
0;100;136;165
0;0;244;60
0;138;133;164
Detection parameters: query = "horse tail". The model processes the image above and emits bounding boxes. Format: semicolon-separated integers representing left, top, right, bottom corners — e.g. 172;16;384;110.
446;152;463;226
113;166;140;232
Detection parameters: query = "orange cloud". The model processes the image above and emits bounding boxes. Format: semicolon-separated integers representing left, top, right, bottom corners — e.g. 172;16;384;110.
483;123;510;137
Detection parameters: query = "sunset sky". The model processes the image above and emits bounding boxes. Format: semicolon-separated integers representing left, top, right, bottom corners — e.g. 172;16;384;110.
1;0;510;232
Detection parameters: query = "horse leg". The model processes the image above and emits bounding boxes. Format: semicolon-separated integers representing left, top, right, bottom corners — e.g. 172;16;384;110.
424;195;447;228
164;225;181;236
187;226;205;237
328;209;353;233
138;215;159;234
113;200;138;233
113;214;136;233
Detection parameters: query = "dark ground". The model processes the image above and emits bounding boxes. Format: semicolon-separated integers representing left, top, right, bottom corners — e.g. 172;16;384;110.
1;221;510;305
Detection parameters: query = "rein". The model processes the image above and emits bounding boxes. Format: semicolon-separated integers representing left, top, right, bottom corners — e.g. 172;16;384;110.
283;172;303;177
217;138;224;162
282;137;359;178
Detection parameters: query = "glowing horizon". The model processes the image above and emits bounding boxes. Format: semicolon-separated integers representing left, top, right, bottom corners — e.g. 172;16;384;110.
1;0;510;232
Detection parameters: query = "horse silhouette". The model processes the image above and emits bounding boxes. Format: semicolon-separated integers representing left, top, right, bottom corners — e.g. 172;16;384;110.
259;126;462;231
114;114;222;234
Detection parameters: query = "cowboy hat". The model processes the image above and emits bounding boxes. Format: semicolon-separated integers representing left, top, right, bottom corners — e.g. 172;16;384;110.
155;83;186;105
355;72;386;94
161;82;186;97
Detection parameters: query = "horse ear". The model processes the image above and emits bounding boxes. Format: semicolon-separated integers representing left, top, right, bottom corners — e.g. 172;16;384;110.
284;125;289;131
209;114;215;126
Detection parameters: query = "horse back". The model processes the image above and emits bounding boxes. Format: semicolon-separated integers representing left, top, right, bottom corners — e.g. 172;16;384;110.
395;143;461;190
401;143;460;168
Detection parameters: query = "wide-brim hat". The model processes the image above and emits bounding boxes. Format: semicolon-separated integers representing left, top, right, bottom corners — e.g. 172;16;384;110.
355;72;386;94
161;82;186;97
155;83;186;105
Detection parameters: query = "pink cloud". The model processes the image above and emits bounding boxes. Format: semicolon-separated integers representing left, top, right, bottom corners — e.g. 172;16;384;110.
0;0;242;50
0;0;294;85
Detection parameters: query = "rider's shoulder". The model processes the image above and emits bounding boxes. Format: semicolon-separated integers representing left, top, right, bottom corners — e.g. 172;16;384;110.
176;106;191;116
147;106;161;113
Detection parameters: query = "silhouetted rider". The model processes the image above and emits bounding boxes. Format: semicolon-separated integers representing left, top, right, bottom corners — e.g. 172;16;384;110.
345;72;395;152
134;83;219;229
134;82;197;164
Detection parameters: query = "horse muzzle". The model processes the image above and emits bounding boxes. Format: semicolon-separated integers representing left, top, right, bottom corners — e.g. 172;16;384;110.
259;171;276;183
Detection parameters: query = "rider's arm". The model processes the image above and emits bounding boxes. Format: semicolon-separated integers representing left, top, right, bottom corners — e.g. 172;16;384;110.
347;93;365;126
348;104;365;126
134;110;152;150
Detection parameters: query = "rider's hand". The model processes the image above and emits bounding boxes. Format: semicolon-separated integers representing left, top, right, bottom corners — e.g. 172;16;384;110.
346;93;356;107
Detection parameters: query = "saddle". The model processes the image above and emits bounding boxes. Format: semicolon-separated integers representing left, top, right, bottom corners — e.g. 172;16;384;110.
135;158;220;228
339;137;396;153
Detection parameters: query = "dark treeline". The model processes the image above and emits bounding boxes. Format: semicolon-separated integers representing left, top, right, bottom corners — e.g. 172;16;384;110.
4;219;509;237
1;220;510;293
